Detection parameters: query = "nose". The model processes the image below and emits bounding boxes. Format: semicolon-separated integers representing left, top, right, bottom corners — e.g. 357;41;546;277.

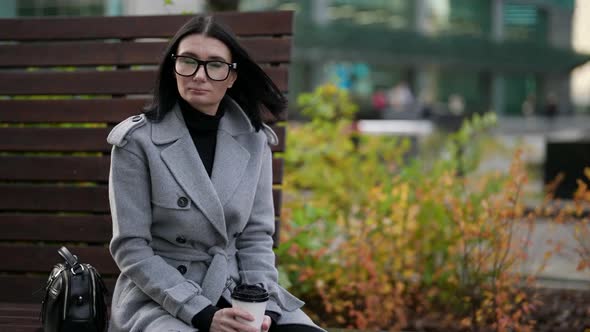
192;65;207;81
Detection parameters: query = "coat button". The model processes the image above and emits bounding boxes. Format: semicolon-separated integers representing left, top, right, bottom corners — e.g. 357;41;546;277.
177;265;187;275
233;232;241;238
177;197;189;208
176;236;186;244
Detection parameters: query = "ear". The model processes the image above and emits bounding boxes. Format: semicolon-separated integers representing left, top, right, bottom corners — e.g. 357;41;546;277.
227;70;237;88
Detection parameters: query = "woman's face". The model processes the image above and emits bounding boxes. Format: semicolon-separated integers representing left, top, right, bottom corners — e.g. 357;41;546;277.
174;33;237;115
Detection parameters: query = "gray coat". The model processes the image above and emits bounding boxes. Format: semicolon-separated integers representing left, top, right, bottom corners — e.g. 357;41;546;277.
107;98;322;331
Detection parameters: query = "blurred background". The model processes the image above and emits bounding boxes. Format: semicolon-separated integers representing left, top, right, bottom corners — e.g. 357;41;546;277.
2;0;589;119
2;0;589;197
1;0;588;324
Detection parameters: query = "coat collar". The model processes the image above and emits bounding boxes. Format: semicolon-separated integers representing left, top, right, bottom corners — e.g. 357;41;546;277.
153;96;252;242
151;96;254;145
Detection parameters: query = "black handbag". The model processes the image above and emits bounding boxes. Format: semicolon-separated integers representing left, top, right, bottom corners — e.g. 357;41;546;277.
41;246;109;332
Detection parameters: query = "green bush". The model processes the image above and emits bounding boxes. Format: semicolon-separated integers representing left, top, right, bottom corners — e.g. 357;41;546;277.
278;84;538;332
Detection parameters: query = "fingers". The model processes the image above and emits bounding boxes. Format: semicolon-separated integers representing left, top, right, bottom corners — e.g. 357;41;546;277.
261;315;272;332
210;308;258;332
227;307;255;322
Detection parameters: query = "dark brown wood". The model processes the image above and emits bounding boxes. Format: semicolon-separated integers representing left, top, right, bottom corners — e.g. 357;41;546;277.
0;215;111;242
0;275;116;304
0;184;282;216
1;99;287;124
0;303;40;315
0;156;110;181
272;158;284;185
0;126;285;153
0;185;109;212
0;155;284;184
0;67;288;95
0;37;291;67
0;12;294;41
0;324;41;332
0;128;111;152
0;99;146;123
0;245;117;274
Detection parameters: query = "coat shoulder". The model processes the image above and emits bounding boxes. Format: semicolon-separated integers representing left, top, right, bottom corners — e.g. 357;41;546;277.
107;114;148;147
261;123;279;146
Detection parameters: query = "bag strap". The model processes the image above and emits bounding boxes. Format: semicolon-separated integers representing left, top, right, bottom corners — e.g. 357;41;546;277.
58;246;80;270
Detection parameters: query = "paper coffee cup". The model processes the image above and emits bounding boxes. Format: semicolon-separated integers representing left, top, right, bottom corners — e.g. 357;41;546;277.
231;284;270;330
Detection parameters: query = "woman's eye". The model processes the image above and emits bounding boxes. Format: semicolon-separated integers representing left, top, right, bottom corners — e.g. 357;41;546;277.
181;58;197;65
208;61;224;69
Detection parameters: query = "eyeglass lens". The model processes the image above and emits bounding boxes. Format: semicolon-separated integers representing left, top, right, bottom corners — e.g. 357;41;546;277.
174;56;230;81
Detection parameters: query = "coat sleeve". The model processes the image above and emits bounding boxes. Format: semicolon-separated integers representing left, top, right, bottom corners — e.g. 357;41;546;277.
235;143;304;318
109;144;213;324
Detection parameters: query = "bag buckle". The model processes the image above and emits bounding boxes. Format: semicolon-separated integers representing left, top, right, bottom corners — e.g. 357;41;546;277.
71;264;85;275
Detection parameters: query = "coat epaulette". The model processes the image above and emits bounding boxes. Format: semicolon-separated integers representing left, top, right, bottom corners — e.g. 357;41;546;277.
107;114;147;147
262;123;279;146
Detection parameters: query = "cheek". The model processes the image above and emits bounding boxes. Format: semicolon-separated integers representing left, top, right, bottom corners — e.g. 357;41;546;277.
211;83;229;96
175;76;187;96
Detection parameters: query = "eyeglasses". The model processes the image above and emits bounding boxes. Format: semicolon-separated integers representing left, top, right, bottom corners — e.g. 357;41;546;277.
171;54;237;81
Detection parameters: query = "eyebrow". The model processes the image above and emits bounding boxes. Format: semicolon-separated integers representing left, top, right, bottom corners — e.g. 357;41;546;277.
178;52;230;62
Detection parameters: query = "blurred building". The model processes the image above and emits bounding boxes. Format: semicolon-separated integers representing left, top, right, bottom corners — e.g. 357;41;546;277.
239;0;589;119
2;0;588;119
0;0;205;17
571;0;590;111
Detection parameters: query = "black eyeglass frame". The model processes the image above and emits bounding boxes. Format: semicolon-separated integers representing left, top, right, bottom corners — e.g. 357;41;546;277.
171;54;237;81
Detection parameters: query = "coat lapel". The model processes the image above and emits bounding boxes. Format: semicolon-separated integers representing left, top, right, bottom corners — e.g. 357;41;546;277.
210;130;250;206
211;97;251;206
152;98;254;242
154;106;227;241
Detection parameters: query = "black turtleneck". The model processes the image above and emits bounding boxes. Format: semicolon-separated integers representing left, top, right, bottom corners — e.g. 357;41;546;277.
179;98;225;177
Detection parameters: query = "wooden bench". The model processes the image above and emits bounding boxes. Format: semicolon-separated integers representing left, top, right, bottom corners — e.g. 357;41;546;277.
0;11;293;331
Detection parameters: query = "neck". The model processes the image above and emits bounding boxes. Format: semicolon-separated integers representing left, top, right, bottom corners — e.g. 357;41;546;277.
190;101;220;116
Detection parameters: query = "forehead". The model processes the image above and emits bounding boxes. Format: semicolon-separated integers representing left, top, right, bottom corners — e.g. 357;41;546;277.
177;34;232;60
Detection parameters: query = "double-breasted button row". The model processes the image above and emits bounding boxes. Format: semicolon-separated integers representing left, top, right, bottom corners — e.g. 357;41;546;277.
177;265;187;275
177;197;189;208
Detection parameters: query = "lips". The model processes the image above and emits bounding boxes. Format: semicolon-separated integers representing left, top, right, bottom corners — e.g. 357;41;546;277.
188;88;208;92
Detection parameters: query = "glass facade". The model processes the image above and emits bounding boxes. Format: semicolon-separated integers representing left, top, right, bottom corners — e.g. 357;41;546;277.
424;0;491;37
17;0;104;16
504;3;548;43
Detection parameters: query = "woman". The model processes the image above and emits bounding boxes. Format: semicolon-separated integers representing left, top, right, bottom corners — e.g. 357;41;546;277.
107;15;324;332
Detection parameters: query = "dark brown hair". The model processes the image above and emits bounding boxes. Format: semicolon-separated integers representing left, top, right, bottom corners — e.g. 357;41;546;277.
144;15;286;130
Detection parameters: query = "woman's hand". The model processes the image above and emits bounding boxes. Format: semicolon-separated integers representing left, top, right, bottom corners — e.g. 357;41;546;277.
210;308;264;332
261;315;272;332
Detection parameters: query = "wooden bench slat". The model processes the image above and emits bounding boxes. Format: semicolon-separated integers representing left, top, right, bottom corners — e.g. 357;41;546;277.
0;127;111;152
0;156;110;182
0;37;291;67
0;67;288;95
0;99;285;124
0;184;282;216
0;12;293;41
0;215;111;242
0;245;117;274
0;214;281;243
0;99;146;123
0;324;41;332
0;126;285;152
0;155;283;184
0;316;40;325
0;275;116;304
0;185;109;212
0;303;41;313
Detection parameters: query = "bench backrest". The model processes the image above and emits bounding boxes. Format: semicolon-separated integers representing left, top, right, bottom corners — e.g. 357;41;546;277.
0;11;293;304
